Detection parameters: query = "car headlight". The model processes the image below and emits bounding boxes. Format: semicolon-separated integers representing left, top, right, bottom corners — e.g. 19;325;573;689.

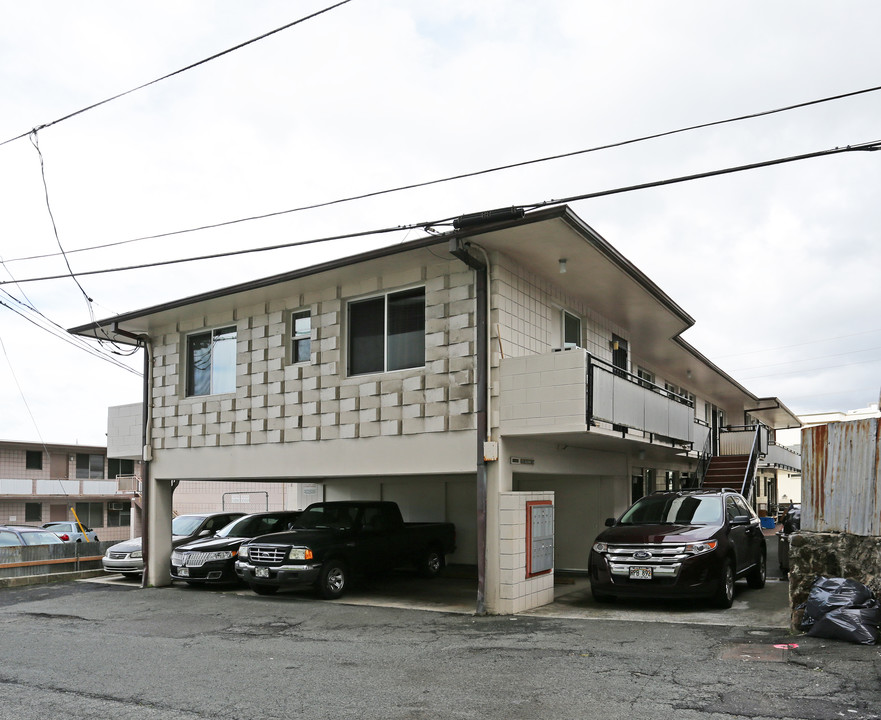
592;542;609;553
130;550;142;559
289;547;313;561
205;551;235;562
684;540;718;555
239;545;249;559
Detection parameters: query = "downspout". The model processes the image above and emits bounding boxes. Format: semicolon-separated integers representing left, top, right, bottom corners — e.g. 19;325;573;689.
449;236;489;615
113;325;152;588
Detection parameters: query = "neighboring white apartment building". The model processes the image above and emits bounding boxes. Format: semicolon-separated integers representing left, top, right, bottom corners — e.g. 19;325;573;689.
75;205;799;613
772;401;880;505
0;438;139;542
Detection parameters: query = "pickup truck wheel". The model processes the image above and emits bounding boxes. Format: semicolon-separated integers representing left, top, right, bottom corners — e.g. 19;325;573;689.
712;561;736;609
418;548;445;578
317;560;348;599
746;551;766;589
250;584;279;596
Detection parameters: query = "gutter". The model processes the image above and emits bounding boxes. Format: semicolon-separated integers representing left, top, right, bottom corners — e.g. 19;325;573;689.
448;231;491;616
112;325;153;587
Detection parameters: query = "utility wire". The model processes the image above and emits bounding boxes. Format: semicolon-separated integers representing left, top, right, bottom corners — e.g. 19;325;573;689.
0;295;141;374
737;355;881;381
29;131;94;308
2;140;880;287
711;326;881;360
731;345;881;373
6;83;881;267
0;0;355;149
0;335;53;453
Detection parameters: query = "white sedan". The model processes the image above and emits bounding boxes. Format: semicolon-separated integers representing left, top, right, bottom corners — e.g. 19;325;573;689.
42;521;100;543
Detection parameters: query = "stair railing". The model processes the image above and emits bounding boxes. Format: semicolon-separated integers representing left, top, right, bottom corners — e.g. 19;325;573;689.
740;424;763;505
695;429;713;488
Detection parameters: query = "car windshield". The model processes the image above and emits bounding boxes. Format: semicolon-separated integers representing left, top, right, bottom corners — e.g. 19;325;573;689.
217;515;294;538
292;505;357;531
22;531;64;546
171;515;205;536
619;495;723;525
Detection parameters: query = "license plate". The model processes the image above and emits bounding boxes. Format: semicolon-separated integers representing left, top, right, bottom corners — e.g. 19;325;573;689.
629;566;652;580
178;567;189;577
255;567;269;578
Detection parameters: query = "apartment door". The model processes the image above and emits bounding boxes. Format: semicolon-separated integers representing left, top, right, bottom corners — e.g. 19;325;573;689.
50;453;69;479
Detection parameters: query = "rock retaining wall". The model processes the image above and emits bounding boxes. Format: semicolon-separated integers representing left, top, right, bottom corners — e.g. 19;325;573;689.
788;531;881;630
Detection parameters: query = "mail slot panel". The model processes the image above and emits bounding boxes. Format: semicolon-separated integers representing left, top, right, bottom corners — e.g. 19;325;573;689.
526;500;554;577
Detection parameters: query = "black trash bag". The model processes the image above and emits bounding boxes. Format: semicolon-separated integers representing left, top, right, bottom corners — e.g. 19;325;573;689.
807;605;881;645
800;577;876;630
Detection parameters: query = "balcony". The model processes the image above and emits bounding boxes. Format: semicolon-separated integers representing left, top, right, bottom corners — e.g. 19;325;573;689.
500;349;695;447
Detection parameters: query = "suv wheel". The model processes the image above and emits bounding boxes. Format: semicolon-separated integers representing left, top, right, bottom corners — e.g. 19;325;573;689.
712;561;735;609
746;551;766;589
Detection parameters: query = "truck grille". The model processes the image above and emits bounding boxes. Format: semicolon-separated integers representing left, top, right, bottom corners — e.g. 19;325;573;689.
248;545;286;564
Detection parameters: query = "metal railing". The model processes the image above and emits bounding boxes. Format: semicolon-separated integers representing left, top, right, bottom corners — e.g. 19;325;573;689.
587;354;694;445
0;541;117;582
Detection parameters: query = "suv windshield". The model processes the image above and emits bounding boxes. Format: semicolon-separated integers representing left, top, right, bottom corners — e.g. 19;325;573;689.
619;494;723;525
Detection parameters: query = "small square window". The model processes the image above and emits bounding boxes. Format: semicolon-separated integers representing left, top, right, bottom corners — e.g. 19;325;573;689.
25;450;42;470
25;503;42;522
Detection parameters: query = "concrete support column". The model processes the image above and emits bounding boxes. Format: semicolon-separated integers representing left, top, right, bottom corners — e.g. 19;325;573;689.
484;437;513;613
145;476;173;587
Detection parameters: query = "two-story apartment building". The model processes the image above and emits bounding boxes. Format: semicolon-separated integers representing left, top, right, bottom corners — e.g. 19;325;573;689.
72;205;799;613
0;438;139;542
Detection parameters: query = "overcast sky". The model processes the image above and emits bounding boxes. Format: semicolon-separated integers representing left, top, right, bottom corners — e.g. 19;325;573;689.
1;1;880;446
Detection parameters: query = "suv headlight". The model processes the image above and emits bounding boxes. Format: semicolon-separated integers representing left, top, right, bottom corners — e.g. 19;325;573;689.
289;547;313;561
684;540;718;555
592;542;609;553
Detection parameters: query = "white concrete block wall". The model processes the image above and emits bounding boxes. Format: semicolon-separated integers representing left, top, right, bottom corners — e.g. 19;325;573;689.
149;258;478;451
497;491;556;613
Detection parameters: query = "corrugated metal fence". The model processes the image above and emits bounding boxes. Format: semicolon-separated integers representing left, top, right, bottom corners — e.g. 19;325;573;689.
0;540;117;582
802;418;881;536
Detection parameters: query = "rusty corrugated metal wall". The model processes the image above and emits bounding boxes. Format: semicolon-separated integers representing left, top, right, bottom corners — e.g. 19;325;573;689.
802;418;881;536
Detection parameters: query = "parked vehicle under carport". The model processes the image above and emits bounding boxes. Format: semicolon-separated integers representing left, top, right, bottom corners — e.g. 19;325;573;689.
102;511;246;577
171;510;302;585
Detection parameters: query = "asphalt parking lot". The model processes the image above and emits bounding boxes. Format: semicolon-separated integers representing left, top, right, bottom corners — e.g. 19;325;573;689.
2;568;878;720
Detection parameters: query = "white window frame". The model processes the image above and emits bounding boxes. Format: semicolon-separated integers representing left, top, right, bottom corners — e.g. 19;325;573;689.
347;286;425;377
562;310;582;349
185;325;237;397
290;310;312;365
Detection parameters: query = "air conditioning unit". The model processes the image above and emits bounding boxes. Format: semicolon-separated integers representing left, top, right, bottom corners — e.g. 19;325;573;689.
109;502;124;511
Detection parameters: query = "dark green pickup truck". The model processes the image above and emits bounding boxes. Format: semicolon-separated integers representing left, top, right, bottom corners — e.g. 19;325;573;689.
235;500;456;599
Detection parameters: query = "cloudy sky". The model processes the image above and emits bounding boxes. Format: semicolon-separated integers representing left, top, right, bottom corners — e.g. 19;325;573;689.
1;1;880;446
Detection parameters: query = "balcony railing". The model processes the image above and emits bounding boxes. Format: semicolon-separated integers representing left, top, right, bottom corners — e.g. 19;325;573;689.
761;442;801;471
499;349;695;446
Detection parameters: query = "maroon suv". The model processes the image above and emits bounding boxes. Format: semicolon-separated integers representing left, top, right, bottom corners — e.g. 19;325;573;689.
588;489;766;608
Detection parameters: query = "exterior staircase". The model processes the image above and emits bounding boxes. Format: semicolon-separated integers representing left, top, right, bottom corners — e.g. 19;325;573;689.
701;455;751;496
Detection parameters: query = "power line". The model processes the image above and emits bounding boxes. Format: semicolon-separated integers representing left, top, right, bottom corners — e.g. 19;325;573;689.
0;294;141;375
712;326;881;360
0;0;355;149
731;345;881;373
6;84;881;267
737;354;881;381
2;139;880;287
